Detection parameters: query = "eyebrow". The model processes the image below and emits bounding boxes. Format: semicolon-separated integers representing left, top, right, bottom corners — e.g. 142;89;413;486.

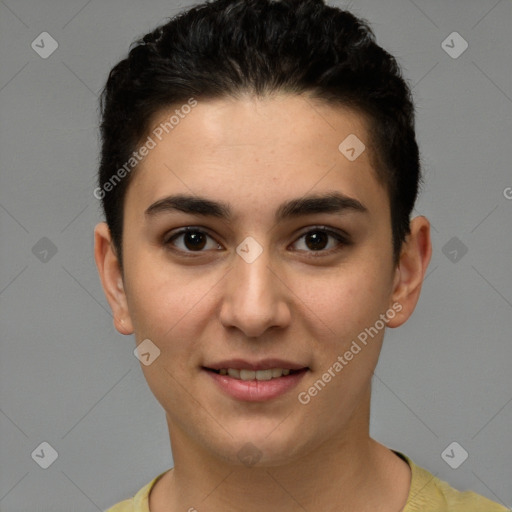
144;192;368;222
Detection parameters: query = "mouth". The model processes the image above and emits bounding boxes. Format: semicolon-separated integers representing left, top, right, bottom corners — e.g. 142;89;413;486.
202;361;309;402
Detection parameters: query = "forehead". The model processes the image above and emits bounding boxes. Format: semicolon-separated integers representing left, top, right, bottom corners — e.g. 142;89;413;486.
125;94;389;221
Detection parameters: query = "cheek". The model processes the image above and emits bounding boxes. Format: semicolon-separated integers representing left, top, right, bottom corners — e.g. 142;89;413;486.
123;259;213;412
124;253;220;357
296;263;391;336
295;269;389;423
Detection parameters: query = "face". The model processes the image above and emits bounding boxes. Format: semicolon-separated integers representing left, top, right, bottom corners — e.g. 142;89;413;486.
97;94;421;467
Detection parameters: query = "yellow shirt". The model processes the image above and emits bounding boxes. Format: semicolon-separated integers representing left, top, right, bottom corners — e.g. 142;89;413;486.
105;453;509;512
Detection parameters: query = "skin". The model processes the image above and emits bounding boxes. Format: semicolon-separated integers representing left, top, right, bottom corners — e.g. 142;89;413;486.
95;93;431;512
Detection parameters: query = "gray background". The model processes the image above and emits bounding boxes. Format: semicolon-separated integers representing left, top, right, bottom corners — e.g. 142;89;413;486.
0;0;511;510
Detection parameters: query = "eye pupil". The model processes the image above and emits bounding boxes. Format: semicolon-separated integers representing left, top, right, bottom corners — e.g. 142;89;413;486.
185;231;207;250
305;231;328;251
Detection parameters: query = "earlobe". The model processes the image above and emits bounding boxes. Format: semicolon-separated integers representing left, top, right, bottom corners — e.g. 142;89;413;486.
387;216;432;328
94;222;134;335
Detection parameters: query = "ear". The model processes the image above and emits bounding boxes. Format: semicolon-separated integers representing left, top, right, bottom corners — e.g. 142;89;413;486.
387;216;432;328
94;222;134;335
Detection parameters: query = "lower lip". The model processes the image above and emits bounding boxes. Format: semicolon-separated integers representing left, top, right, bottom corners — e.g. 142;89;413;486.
204;369;308;402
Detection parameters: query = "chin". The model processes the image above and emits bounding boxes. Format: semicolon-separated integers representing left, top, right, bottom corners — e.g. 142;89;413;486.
205;424;317;468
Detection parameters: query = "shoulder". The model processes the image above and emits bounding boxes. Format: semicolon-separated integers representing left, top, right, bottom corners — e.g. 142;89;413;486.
397;452;510;512
104;470;170;512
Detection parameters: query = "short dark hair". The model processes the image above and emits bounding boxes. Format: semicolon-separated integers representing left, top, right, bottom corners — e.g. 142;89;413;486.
98;0;421;267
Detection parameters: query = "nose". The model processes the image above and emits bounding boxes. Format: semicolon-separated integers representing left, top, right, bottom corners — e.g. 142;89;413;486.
219;243;291;338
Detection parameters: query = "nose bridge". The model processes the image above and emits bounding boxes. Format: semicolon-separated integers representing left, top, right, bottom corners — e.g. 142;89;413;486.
237;248;272;301
219;239;290;336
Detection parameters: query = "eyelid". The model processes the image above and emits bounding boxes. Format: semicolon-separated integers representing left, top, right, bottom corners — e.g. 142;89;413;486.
293;225;351;242
164;226;217;242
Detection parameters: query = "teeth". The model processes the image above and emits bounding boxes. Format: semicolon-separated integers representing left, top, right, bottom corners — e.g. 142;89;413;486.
227;368;240;378
217;368;295;380
240;369;256;380
255;369;272;381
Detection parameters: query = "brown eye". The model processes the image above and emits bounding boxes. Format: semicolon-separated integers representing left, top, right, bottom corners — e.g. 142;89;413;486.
182;231;207;250
165;228;222;252
291;227;348;254
304;231;329;251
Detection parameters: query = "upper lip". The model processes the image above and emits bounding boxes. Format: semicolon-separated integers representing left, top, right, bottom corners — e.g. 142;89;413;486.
204;359;308;371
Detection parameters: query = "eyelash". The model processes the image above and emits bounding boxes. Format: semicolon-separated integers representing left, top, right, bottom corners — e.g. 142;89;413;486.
163;226;350;258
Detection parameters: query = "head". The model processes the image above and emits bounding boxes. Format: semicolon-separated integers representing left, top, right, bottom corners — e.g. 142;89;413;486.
95;0;431;467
